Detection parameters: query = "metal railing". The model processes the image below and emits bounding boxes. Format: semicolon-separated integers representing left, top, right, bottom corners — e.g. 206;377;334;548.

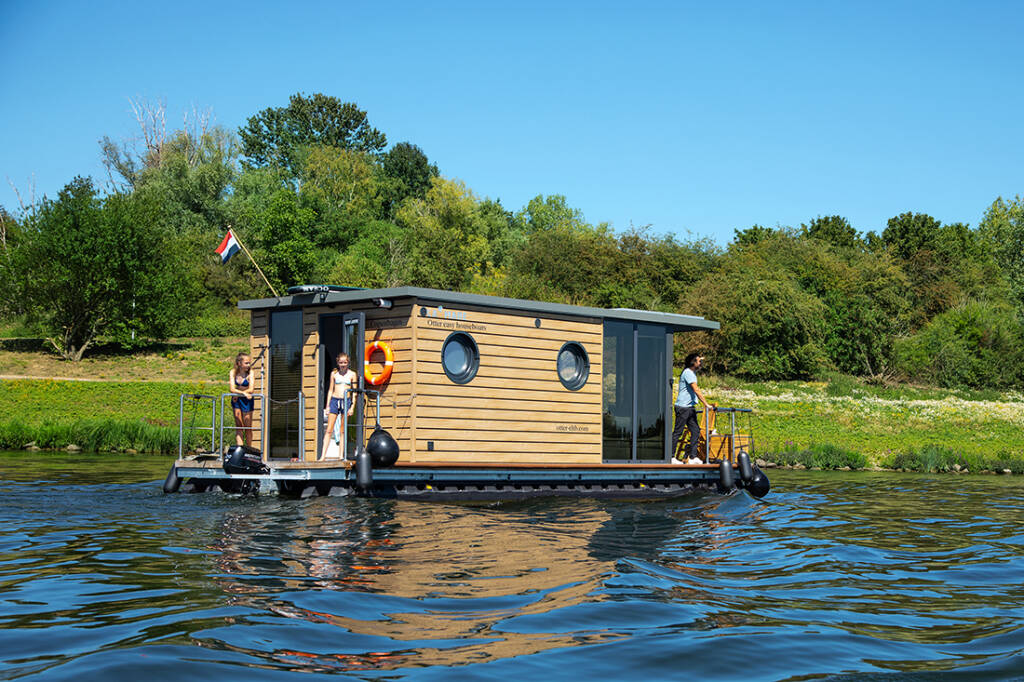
218;392;268;455
700;406;753;464
178;394;218;459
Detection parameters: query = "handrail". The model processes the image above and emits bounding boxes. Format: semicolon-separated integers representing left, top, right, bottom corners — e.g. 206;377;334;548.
218;392;266;456
178;394;217;459
328;387;382;460
695;405;753;464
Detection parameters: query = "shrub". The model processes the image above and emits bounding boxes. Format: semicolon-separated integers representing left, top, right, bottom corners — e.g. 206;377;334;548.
881;445;1024;474
895;301;1024;389
766;442;867;470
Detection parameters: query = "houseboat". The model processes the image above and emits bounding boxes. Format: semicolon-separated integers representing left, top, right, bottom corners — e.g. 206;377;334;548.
165;286;769;500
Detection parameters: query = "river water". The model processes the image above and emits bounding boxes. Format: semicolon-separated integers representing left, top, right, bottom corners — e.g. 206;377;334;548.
1;453;1022;680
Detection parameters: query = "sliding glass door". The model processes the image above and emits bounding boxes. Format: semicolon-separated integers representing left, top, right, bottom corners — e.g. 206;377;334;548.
602;321;672;462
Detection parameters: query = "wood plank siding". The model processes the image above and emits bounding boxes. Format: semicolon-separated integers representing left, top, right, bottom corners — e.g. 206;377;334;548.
249;297;604;465
411;300;602;464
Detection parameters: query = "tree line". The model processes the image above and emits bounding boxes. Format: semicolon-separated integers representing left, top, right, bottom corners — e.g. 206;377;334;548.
1;93;1022;389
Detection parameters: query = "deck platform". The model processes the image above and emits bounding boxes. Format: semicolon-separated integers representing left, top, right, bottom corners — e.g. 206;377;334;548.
172;458;726;500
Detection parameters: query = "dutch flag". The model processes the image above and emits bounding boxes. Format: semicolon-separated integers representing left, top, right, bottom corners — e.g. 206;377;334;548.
215;229;241;264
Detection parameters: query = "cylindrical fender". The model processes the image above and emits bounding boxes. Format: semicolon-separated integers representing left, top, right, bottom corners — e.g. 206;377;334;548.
364;341;394;385
355;446;373;491
163;465;182;493
747;466;771;498
719;459;735;491
737;450;754;483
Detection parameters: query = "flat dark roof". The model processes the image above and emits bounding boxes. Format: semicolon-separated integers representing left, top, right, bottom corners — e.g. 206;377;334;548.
239;286;719;332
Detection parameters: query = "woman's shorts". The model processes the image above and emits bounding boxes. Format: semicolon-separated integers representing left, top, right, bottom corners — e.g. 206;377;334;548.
328;397;352;415
232;396;254;413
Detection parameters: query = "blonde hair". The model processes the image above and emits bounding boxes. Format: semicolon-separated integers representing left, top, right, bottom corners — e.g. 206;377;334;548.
235;352;251;372
336;353;350;364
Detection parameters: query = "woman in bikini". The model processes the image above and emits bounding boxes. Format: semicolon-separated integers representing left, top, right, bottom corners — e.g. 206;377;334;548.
321;353;357;460
229;352;255;446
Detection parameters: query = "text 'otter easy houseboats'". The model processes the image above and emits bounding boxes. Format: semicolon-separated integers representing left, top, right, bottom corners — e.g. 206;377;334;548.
165;286;769;500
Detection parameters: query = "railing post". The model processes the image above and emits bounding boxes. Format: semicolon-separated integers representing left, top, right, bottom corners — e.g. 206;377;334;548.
299;392;306;462
178;394;185;460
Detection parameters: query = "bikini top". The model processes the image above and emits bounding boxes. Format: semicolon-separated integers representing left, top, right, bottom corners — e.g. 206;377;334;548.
235;374;249;388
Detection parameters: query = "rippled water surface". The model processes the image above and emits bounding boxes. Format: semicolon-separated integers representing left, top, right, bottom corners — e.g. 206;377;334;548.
2;453;1023;680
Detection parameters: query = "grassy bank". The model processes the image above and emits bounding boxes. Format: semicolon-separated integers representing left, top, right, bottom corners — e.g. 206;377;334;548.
699;373;1024;474
0;378;221;453
0;338;238;453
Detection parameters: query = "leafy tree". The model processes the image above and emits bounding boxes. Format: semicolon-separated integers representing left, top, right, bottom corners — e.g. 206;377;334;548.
2;177;188;360
507;220;621;304
228;168;323;292
803;215;861;250
395;178;490;290
238;93;386;178
732;224;775;247
380;142;439;215
688;249;828;379
895;301;1024;389
881;212;943;260
513;194;587;234
0;206;19;250
978;195;1024;312
325;221;409;289
133;127;238;233
301;146;385;229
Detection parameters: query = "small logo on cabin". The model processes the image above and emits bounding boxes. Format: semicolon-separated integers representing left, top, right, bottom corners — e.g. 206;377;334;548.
420;305;467;321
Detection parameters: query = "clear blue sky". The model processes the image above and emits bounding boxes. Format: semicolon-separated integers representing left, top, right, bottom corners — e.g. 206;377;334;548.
2;0;1022;245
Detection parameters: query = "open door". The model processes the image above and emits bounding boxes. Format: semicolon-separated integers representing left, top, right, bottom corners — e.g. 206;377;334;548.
318;311;365;459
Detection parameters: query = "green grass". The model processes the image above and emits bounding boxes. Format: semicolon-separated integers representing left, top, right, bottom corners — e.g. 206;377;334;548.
0;418;193;453
769;442;869;470
691;371;1024;471
881;444;1024;475
0;378;221;453
0;378;220;426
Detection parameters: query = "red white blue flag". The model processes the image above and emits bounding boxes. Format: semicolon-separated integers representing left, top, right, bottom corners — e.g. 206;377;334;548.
215;229;240;263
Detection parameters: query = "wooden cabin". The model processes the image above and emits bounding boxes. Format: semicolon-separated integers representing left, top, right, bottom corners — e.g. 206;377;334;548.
237;285;719;466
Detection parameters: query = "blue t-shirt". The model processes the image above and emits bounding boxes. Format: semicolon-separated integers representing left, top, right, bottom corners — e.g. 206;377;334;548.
675;368;698;408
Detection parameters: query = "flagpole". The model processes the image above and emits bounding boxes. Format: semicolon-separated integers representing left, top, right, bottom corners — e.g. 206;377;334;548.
228;225;280;298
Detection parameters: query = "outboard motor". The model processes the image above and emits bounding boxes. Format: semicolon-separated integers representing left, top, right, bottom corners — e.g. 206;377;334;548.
223;444;269;475
366;428;400;467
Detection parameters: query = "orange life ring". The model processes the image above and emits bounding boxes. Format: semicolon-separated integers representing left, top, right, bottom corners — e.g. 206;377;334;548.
364;341;394;385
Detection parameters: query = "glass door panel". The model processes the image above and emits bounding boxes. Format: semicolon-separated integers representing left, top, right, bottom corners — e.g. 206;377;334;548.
602;321;671;462
636;324;668;461
268;310;302;459
602;321;634;461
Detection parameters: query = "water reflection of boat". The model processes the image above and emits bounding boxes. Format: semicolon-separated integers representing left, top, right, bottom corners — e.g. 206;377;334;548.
167;286;769;499
202;497;725;672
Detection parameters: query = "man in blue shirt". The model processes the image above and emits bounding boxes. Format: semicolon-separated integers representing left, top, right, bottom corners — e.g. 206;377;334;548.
671;353;714;462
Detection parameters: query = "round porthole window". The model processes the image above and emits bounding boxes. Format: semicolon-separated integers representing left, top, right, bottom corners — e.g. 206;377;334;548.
441;332;480;384
557;342;589;390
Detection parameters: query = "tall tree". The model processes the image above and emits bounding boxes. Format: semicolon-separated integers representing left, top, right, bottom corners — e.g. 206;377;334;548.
238;93;386;178
3;178;188;360
803;215;861;250
880;212;943;260
380;142;439;212
979;195;1024;312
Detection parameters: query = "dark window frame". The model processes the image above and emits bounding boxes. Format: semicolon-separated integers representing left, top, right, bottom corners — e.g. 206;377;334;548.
441;331;480;384
556;341;590;391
